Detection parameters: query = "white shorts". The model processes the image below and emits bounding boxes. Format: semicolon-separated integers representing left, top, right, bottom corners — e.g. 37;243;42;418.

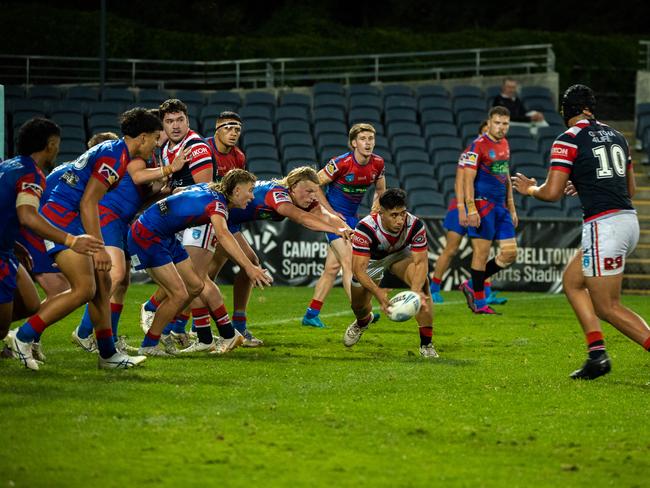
351;249;412;287
582;212;639;277
182;224;218;253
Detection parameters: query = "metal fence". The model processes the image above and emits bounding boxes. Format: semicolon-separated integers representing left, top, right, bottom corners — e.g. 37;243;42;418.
641;40;650;70
0;44;554;89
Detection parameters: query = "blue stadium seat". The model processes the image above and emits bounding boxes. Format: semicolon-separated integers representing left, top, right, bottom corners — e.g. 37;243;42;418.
319;145;349;161
419;97;453;113
245;91;276;109
317;133;347;150
416;85;449;99
88;114;120;133
243;119;273;133
383;84;413;99
4;85;26;100
247;146;279;161
313;120;347;139
507;125;533;139
313;82;344;97
87;101;122;116
60;127;87;142
524;97;555;113
313;94;346;111
282;145;317;163
11;99;48;116
421;108;454;125
511;164;547;182
138;89;171;104
520;86;553;100
284;160;319;173
247;159;283;176
66;86;99;102
408;189;445;209
280;133;313;150
275;106;310;123
200;105;225;133
413;204;447;217
485;85;501;101
51;113;85;129
102;88;135;104
511;150;544;166
386;122;420;139
398;162;433;179
452;85;483;99
423;123;457;139
348;84;381;97
313;107;345;123
453;97;486;115
174;90;206;109
50;100;86;116
402;175;439;193
374;134;389;152
427;135;462;154
242;132;276;151
545;112;565;127
457;110;485;127
440;176;458;199
563;196;582;218
385;108;417;124
432;149;460;166
280;92;311;109
29;85;62;101
348;107;381;126
58;139;86;156
240;106;272;121
508;138;538;153
206;91;239;108
435;162;458;181
349;94;382;112
383;163;398;178
12;113;46;133
390;134;426;152
395;149;429;165
384;96;417;112
527;200;565;218
277;120;310;137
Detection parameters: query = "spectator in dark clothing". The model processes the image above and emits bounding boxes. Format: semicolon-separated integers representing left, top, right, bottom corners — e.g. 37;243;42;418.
492;78;545;123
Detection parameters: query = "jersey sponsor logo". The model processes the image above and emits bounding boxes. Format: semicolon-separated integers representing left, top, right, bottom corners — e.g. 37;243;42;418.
98;163;120;186
62;170;79;187
488;149;497;159
465;152;478;166
192;228;202;240
603;255;623;271
352;233;369;247
412;233;426;245
215;201;228;215
191;146;210;158
325;161;337;176
21;181;43;196
583;254;590;268
490;160;510;175
272;190;292;205
551;146;569;157
345;173;355;182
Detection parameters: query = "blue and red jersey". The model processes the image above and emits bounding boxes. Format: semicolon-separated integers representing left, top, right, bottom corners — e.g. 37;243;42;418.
135;183;229;239
228;180;318;227
42;162;73;205
45;139;131;211
462;135;510;205
323;152;384;217
207;137;246;180
100;158;157;224
0;156;46;253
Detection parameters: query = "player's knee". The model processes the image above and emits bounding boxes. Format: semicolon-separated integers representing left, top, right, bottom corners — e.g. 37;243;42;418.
187;280;204;299
497;246;517;267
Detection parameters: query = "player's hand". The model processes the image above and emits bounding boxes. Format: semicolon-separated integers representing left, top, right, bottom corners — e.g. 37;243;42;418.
14;242;33;273
510;210;519;228
458;206;468;227
564;180;578;196
530;111;545;122
375;288;392;315
170;146;191;173
92;247;112;272
415;290;430;314
467;212;481;228
245;265;273;288
511;173;537;196
338;227;354;241
70;234;105;255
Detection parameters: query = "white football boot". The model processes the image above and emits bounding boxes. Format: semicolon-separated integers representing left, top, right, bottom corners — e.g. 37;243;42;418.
139;303;155;334
419;343;439;358
210;330;245;355
70;327;98;353
98;351;147;369
6;329;40;371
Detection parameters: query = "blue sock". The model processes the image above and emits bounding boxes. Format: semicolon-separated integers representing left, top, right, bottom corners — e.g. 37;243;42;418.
77;305;94;339
162;322;174;335
17;316;45;343
430;279;441;293
141;332;160;348
96;329;116;359
232;311;247;334
144;296;159;313
110;303;123;343
173;315;189;334
485;284;492;297
475;298;487;309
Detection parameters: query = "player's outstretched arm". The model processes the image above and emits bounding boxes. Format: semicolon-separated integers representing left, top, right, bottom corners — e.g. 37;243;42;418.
278;202;350;239
210;214;272;288
512;169;568;202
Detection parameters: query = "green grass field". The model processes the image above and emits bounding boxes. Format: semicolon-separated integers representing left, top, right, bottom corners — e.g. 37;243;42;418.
1;285;649;488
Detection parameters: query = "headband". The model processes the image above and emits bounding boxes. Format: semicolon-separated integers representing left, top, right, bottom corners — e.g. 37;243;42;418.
216;121;242;131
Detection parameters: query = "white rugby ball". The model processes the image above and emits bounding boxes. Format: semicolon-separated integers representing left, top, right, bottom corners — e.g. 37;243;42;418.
387;291;422;322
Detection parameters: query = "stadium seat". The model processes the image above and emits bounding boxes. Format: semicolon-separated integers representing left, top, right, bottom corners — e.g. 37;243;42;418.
440;176;457;199
240;106;272;122
66;86;99;102
247;158;283;176
457;110;485;127
395;149;429;165
563;197;582;218
275;106;310;123
384;96;417;112
29;85;63;101
313;107;345;124
413;203;447;217
453;97;486;115
385;108;417;124
387;122;420;139
313;82;344;97
349;94;382;112
385;174;400;188
176;89;207;109
383;84;413;99
49;100;86;116
422;122;457;139
435;161;459;180
348;107;381;126
242;132;277;151
421;108;454;125
511;164;547;182
12;113;46;133
382;161;397;177
419;97;453;113
507;125;533;139
317;133;347;151
374;134;389;152
247;146;279;161
11;99;48;116
244;119;273;134
508;138;538;153
313;120;347;139
280;132;313;151
313;94;347;112
461;123;482;142
253;169;283;180
245;91;276;108
416;85;449;99
102;88;135;104
432;149;460;166
206;91;242;109
282;144;317;162
398;162;433;179
86;101;122;116
427;135;462;154
527;201;565;218
319;145;349;161
511;150;544;166
520;85;554;100
280;92;311;110
524;97;555;113
200;105;225;133
51;113;85;129
284;160;319;173
57;152;82;164
485;85;501;101
402;175;439;193
58;139;86;156
544;112;565;127
277;120;310;138
391;134;426;153
451;85;483;99
60;127;87;142
4;85;26;100
408;189;445;208
138;89;171;105
348;84;381;97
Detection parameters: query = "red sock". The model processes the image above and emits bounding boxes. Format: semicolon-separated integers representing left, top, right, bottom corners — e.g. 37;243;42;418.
150;295;161;308
27;314;48;334
432;277;442;285
309;299;323;311
643;336;650;351
357;313;372;327
419;326;433;346
210;305;235;339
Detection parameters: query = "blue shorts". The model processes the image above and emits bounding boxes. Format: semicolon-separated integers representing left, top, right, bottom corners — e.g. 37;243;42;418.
127;221;189;271
467;201;515;241
0;252;19;304
327;214;358;243
227;222;241;234
16;227;58;275
41;202;85;256
99;206;130;254
442;208;467;236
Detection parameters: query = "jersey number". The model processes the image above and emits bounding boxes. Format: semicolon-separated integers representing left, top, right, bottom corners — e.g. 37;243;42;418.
593;144;626;179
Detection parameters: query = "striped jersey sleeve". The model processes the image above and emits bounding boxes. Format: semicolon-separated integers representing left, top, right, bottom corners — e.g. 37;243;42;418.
549;132;579;174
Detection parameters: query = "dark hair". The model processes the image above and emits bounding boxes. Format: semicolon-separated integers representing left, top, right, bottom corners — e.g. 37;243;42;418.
148;108;161;120
561;84;596;124
159;99;188;119
16;117;61;155
217;111;242;124
488;106;510;118
119;107;163;138
379;188;407;210
478;119;488;135
87;131;119;149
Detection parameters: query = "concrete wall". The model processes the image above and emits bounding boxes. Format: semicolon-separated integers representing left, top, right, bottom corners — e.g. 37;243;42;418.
636;71;650;105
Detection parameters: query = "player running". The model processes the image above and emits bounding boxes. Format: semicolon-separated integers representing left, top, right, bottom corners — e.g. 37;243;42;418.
127;169;272;356
7;109;162;370
460;106;518;314
512;84;650;380
343;188;437;357
301;123;386;329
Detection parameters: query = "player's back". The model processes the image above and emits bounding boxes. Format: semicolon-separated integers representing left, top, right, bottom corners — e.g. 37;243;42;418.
42;162;73;204
101;158;156;222
550;119;634;221
229;179;289;225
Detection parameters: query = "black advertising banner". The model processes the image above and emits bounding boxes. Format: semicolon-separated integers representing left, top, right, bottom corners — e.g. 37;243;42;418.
214;218;582;293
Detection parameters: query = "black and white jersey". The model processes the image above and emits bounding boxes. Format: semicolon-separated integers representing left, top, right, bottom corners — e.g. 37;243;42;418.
351;212;427;260
550;119;634;222
161;129;216;189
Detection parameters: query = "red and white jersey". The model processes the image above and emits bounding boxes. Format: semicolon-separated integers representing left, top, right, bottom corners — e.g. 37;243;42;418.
162;129;215;189
351;212;427;260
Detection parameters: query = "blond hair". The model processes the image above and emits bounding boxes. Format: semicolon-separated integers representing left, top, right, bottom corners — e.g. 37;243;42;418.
209;168;256;199
275;166;319;189
348;123;376;150
87;131;119;149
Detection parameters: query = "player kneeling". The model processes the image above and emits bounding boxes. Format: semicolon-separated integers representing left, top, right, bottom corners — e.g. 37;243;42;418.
343;188;438;358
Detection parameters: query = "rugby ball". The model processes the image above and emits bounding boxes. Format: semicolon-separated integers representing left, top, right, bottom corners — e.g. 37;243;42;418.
387;291;422;322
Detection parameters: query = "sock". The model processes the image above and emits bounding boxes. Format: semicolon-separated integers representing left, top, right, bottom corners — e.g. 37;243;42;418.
210;305;235;339
471;268;486;309
357;313;372;328
430;277;441;293
484;258;503;279
95;328;117;359
586;331;606;359
192;307;213;344
232;311;247;335
141;330;161;348
144;295;160;313
484;280;492;297
77;305;94;339
644;336;650;352
162;322;174;335
17;315;47;343
305;299;323;319
173;313;189;334
419;326;433;346
110;303;123;342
